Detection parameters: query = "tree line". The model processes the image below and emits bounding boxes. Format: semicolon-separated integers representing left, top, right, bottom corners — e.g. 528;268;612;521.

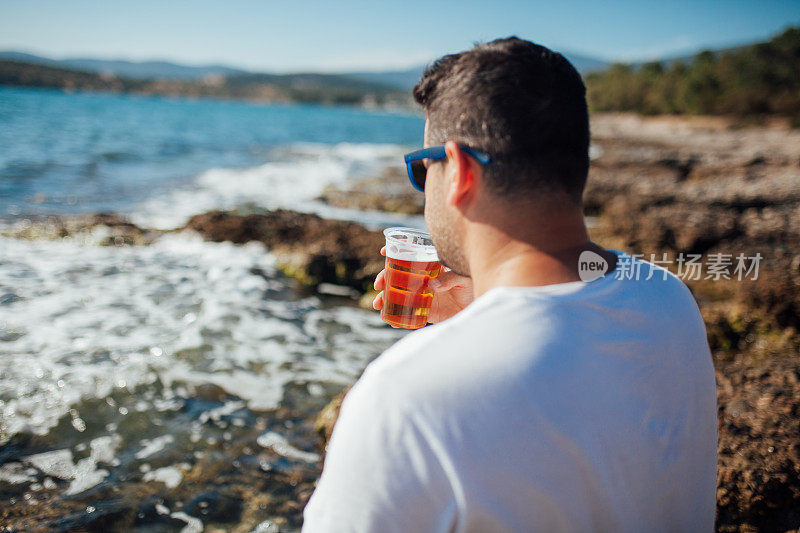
584;26;800;123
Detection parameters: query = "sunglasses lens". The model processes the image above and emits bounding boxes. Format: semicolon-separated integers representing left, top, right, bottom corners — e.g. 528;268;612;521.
410;160;426;191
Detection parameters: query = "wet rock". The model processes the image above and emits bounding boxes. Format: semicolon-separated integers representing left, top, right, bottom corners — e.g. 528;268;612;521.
185;489;243;523
317;166;424;215
183;209;385;291
193;383;231;403
715;356;800;532
604;198;741;255
657;154;699;181
1;498;139;532
0;212;162;245
703;307;759;356
50;501;138;531
739;258;800;331
314;388;349;453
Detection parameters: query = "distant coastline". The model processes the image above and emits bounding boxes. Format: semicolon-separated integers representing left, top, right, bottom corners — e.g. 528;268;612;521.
4;25;798;118
0;59;414;109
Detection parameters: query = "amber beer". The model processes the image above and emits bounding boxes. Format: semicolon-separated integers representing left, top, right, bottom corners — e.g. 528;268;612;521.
381;228;441;329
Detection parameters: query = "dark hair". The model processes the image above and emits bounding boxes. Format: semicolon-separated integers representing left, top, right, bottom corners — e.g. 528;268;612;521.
413;37;589;203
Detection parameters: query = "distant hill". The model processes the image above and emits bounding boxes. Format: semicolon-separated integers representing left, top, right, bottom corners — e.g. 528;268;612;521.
1;48;609;91
344;66;426;91
631;44;750;71
0;60;143;93
0;59;411;107
585;25;800;120
343;51;609;90
0;51;251;80
558;51;610;74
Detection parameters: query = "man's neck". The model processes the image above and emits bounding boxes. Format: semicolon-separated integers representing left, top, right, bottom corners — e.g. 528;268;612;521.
465;209;608;299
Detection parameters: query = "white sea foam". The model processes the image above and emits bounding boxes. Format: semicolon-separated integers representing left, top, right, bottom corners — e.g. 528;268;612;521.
257;430;321;463
170;511;203;533
0;462;37;484
24;450;77;480
197;400;246;424
130;142;409;230
135;435;175;460
21;448;110;495
143;466;183;489
65;457;108;495
0;232;404;445
252;519;281;533
90;435;123;464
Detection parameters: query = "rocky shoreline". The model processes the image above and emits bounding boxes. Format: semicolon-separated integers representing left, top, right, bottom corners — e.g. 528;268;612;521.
0;209;388;295
584;115;800;531
1;113;798;531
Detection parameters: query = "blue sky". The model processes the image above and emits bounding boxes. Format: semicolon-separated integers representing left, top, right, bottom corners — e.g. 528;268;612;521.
1;0;798;72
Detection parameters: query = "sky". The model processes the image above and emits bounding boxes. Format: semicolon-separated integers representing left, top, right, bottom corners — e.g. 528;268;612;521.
0;0;798;73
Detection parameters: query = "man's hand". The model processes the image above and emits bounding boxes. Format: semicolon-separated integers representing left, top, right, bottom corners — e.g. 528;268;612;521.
372;246;474;324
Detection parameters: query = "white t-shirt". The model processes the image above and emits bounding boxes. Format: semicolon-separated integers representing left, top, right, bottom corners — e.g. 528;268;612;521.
302;250;718;532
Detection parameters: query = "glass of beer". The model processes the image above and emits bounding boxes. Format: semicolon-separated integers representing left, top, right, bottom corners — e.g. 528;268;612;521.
381;227;441;329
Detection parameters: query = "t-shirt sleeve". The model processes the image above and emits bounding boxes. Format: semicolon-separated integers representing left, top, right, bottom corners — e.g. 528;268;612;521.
301;367;457;533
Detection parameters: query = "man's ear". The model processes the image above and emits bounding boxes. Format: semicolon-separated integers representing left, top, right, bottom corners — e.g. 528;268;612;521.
443;141;478;209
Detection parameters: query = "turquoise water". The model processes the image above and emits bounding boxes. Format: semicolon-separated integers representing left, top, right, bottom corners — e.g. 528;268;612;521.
0;86;424;220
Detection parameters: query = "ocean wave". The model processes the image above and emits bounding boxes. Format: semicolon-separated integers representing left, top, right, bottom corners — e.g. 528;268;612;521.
129;142;409;230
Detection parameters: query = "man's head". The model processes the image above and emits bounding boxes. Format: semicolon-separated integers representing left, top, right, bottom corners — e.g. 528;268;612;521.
413;37;590;275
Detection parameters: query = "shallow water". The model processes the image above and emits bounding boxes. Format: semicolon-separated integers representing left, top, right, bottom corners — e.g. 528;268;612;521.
0;86;424;224
0;87;422;530
1;232;404;443
0;231;408;529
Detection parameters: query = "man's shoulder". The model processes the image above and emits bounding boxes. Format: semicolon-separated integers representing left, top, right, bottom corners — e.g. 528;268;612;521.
364;317;468;380
615;250;693;295
614;250;704;320
361;292;553;405
366;292;514;379
362;252;709;401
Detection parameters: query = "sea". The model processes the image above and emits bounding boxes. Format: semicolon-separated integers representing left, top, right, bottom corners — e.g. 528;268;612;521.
0;86;425;530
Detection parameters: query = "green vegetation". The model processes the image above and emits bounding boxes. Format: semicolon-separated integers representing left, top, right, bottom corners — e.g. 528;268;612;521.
585;26;800;120
0;60;410;108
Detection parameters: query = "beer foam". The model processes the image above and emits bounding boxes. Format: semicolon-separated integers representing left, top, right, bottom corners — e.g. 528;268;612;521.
383;227;439;262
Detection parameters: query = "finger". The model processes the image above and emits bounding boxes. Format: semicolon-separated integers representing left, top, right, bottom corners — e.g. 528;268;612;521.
372;291;384;310
429;270;469;291
380;245;386;257
373;269;386;290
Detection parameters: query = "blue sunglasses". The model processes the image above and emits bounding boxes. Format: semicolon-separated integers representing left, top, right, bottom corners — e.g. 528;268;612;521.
403;144;492;192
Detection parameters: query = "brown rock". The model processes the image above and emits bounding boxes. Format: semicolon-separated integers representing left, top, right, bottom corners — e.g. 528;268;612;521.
316;166;424;216
183;209;385;291
0;212;161;245
314;387;349;454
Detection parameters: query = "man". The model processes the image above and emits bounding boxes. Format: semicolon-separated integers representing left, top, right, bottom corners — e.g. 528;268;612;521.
302;37;717;532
